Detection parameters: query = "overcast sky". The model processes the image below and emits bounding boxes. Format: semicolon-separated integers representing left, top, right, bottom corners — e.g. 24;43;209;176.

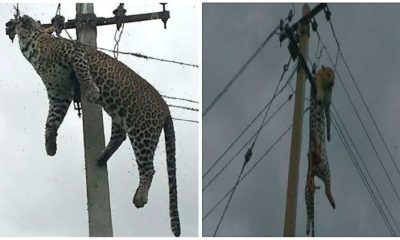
0;2;198;237
203;3;400;237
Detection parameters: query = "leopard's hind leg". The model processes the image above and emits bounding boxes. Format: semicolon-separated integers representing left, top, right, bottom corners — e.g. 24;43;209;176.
45;92;73;156
96;121;126;166
317;160;336;209
128;124;162;208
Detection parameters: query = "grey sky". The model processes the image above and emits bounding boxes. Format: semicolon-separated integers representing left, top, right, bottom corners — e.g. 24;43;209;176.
0;2;198;237
203;3;400;237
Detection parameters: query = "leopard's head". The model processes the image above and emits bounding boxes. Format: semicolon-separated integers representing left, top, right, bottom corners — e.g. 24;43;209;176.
321;65;335;92
15;15;42;40
315;65;335;103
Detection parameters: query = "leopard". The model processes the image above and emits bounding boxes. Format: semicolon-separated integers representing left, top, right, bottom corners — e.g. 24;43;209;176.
13;14;180;237
305;65;335;237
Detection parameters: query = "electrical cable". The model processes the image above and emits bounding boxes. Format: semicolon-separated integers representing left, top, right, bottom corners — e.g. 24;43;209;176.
168;104;198;112
98;47;199;68
162;95;198;104
331;107;398;235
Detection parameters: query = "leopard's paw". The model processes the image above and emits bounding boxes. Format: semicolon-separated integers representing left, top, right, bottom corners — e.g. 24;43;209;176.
46;138;57;156
133;189;148;208
45;130;57;156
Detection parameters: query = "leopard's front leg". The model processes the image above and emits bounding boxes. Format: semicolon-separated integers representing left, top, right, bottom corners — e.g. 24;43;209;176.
45;93;72;156
96;121;127;166
71;50;100;103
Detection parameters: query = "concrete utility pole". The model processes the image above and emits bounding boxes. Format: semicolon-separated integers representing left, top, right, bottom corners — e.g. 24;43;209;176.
283;4;310;236
76;3;113;237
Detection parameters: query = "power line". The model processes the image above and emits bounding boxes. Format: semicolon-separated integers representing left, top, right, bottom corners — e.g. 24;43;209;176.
162;95;199;104
333;53;400;202
202;17;289;118
213;154;248;236
203;123;294;223
326;17;400;180
203;63;296;180
331;104;399;235
325;7;341;69
98;47;199;68
203;92;293;191
168;104;198;112
248;57;292;156
331;114;395;236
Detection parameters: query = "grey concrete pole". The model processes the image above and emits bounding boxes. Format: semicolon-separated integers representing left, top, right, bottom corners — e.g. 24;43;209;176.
76;3;113;237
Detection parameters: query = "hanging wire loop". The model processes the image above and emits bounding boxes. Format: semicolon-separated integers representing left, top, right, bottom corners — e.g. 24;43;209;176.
112;3;127;31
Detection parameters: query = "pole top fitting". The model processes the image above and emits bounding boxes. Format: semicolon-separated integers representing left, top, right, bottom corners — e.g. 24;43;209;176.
160;3;169;29
51;15;65;36
302;3;310;16
112;3;127;31
75;12;97;32
324;6;331;21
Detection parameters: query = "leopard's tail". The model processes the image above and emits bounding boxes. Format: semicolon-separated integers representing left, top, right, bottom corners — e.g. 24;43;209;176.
322;162;336;209
324;94;332;142
164;114;181;237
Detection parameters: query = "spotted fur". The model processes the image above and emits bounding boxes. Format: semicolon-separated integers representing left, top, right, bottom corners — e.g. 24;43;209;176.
305;66;335;236
15;15;180;237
